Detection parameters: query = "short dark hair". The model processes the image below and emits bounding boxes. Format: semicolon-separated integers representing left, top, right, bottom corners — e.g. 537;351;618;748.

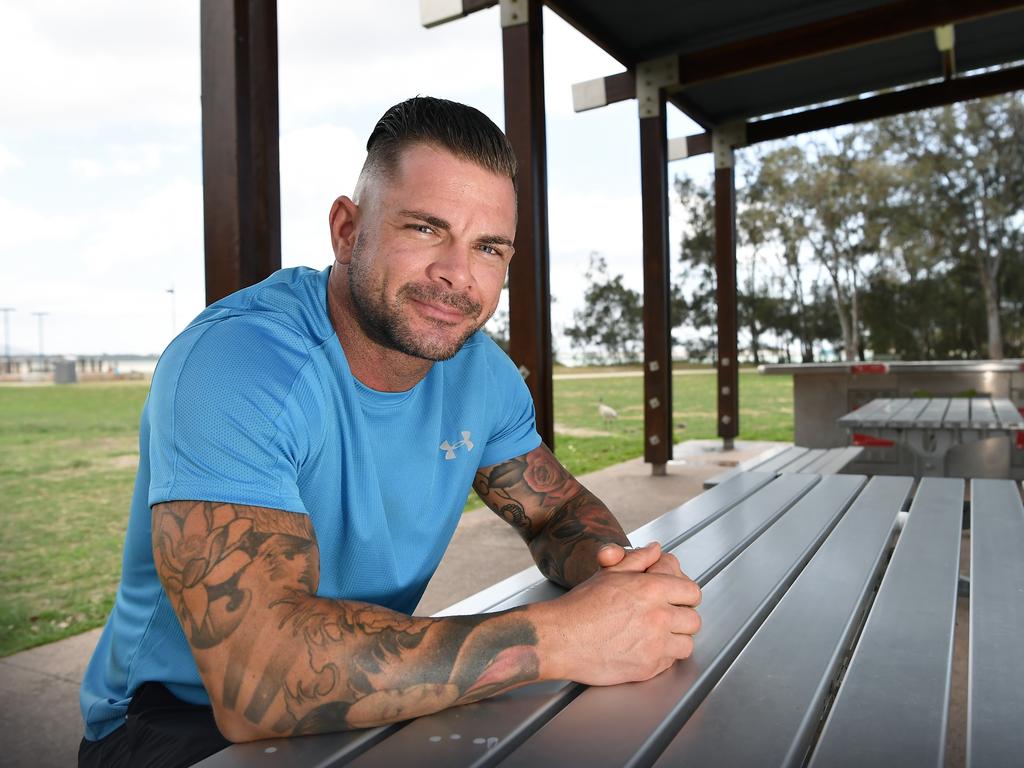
362;96;517;185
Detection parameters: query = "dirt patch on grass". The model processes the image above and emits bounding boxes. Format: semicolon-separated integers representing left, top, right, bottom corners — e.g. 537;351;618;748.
554;423;613;438
108;454;139;470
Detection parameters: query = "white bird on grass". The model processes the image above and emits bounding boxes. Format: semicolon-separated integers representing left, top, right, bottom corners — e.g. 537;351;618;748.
597;399;619;424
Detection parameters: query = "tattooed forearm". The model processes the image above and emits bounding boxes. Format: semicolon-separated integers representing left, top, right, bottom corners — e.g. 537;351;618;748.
528;490;629;587
152;501;541;742
474;446;630;588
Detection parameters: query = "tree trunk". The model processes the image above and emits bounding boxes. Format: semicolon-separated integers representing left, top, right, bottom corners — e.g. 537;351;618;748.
828;269;856;361
979;264;1003;359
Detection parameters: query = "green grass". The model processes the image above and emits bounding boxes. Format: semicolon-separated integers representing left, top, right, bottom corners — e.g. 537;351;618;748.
0;382;149;657
0;371;792;657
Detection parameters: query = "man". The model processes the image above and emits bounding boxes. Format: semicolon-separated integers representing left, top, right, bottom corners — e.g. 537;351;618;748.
79;97;701;767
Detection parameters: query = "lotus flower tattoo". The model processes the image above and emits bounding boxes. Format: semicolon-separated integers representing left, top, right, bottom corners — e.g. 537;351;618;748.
155;502;255;648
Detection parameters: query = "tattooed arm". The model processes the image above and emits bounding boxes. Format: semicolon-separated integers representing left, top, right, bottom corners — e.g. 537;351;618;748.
153;499;701;741
152;501;546;742
473;444;633;587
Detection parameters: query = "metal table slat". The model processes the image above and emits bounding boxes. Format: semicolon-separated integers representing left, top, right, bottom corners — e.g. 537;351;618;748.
798;449;838;474
650;476;911;768
990;398;1024;429
969;398;997;429
847;398;912;427
703;445;793;488
497;475;872;768
779;448;826;474
808;478;964;768
754;446;809;473
465;472;778;618
837;399;888;425
807;446;863;475
888;398;930;428
968;479;1024;767
916;398;950;428
340;475;820;768
667;474;819;588
195;725;397;768
942;398;969;428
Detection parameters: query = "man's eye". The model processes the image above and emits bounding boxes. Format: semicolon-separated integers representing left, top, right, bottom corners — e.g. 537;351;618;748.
411;224;434;235
479;245;501;257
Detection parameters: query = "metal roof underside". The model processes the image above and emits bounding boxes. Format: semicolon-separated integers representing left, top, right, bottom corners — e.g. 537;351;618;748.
546;0;1024;127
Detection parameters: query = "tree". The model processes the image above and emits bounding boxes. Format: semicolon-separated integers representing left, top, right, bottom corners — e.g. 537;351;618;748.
742;147;818;361
565;253;643;364
868;93;1024;359
674;174;718;360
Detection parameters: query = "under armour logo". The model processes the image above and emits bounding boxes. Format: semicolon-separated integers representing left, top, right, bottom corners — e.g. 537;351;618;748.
440;431;474;460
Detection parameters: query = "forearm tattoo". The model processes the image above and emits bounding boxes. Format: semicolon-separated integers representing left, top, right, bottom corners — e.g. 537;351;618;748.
152;501;540;737
474;448;629;588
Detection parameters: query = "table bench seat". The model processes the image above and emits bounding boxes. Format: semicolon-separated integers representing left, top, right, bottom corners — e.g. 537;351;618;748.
704;445;863;488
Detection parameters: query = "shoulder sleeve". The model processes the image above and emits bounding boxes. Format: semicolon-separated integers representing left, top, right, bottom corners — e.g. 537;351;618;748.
478;337;543;468
146;316;317;513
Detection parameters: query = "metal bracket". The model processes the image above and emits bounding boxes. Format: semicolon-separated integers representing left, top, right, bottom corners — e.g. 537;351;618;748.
637;56;679;118
572;77;607;112
712;122;746;169
667;136;689;161
500;0;528;27
420;0;464;28
934;24;955;52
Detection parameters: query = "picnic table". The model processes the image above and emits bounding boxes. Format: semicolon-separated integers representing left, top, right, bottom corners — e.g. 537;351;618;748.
840;397;1024;477
198;471;1024;768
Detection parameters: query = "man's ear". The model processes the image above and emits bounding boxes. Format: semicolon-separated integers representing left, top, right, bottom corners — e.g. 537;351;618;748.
328;196;359;264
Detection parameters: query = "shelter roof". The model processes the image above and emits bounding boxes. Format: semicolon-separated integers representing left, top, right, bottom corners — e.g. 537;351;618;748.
546;0;1024;127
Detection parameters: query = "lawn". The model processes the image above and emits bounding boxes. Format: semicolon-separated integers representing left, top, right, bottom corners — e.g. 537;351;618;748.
0;370;792;656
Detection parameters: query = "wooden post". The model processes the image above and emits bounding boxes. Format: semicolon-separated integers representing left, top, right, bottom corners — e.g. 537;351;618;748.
714;143;739;448
501;0;554;448
200;0;281;306
639;93;673;474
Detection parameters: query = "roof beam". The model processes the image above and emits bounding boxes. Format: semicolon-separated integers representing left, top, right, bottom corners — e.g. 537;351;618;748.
672;0;1022;88
420;0;498;28
669;65;1024;161
572;0;1024;113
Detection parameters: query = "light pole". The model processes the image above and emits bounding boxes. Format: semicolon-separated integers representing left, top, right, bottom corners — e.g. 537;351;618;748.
166;286;176;337
0;307;12;374
31;311;48;372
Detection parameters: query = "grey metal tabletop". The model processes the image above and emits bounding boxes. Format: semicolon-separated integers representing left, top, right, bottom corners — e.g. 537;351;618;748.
197;473;1024;768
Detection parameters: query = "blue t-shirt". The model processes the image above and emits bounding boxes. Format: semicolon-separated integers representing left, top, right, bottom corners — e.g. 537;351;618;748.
80;266;541;740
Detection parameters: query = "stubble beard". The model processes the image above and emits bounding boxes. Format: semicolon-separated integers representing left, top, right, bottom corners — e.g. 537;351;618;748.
347;235;487;362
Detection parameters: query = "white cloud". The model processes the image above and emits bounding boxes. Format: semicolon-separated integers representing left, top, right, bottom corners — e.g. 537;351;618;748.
0;144;22;173
277;1;506;129
280;123;367;267
1;178;204;355
0;1;199;132
70;141;185;180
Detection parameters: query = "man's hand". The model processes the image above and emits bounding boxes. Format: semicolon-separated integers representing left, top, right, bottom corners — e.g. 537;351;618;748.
531;545;702;686
596;541;689;579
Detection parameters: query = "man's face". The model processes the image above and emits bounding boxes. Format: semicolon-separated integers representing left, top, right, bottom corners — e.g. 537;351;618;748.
345;143;516;362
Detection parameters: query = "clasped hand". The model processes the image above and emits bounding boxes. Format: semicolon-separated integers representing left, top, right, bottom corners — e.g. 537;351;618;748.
545;541;702;687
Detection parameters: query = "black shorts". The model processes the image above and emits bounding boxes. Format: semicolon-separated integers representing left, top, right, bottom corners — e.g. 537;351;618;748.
78;682;231;768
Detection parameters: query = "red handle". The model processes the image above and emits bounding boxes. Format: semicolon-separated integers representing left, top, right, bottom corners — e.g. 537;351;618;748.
852;432;895;448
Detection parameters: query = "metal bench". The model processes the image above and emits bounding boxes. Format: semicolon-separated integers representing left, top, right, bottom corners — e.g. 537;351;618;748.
197;475;1023;768
703;445;863;488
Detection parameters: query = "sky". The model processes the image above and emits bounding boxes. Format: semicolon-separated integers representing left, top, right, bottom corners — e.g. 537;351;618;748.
0;0;708;359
